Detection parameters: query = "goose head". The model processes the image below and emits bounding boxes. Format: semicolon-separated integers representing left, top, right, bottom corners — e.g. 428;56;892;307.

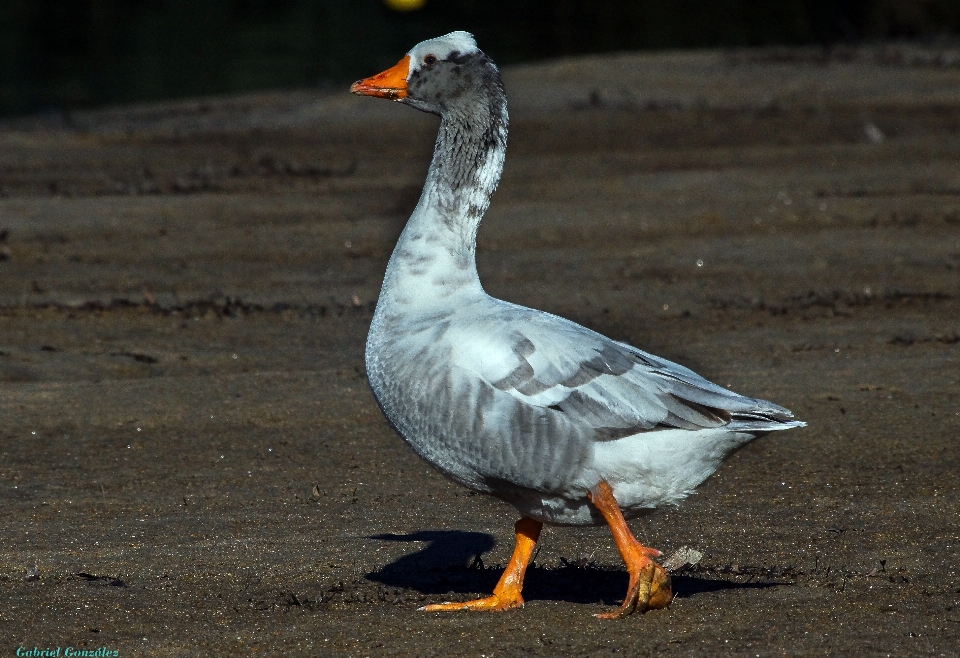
351;31;505;120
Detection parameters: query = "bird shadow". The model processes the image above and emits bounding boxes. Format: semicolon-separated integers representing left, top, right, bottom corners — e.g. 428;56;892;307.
368;530;501;595
366;530;787;605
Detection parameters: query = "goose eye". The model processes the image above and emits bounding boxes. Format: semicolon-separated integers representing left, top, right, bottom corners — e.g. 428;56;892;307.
424;54;438;66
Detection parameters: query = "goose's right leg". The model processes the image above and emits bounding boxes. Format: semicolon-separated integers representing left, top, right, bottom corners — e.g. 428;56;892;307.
589;480;673;618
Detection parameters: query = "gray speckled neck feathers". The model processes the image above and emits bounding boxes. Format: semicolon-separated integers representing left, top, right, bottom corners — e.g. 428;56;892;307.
378;52;508;310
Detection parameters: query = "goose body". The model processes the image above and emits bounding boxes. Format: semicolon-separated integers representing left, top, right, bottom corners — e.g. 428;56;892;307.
353;32;804;616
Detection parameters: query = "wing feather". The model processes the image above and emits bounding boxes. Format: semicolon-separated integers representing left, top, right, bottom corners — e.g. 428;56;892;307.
450;302;796;438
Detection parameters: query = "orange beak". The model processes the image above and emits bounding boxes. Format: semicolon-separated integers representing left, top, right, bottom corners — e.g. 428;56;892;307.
350;55;410;100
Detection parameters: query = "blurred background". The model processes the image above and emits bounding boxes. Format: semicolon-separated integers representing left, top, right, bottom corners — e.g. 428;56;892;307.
2;0;960;118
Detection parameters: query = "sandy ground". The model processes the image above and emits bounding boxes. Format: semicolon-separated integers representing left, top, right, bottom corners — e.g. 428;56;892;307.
1;45;959;656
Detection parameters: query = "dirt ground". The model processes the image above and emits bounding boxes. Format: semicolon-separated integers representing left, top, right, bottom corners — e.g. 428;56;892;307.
1;45;959;656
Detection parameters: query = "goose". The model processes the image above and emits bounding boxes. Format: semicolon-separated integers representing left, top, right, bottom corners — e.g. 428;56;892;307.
351;31;804;618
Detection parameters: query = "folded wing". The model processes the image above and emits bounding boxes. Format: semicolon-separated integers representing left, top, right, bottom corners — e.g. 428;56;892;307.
451;302;800;440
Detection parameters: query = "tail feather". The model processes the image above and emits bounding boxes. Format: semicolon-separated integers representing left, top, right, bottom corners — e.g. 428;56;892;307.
726;418;806;432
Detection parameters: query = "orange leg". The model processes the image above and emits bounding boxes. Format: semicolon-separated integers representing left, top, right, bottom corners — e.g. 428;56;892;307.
420;516;542;612
589;480;673;618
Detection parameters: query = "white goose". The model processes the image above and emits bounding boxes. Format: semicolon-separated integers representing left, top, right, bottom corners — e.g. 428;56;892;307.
351;31;804;617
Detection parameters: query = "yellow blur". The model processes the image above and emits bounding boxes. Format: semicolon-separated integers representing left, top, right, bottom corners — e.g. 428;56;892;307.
384;0;426;11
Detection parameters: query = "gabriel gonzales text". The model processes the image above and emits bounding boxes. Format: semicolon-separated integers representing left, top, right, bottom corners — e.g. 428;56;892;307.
16;648;118;657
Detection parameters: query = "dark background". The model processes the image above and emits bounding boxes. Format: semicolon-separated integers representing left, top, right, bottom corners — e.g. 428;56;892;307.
2;0;960;118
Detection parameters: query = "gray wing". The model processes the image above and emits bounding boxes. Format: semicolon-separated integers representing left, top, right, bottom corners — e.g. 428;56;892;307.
451;303;801;439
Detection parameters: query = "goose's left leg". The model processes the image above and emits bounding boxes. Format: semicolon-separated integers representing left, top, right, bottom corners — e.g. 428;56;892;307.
589;480;673;618
420;516;542;612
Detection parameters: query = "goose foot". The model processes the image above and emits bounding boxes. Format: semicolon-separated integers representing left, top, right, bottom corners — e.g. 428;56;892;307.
589;480;673;618
420;592;522;612
420;516;542;613
594;560;672;619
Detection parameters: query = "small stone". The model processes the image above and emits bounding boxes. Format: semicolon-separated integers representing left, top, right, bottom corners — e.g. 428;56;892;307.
661;546;703;573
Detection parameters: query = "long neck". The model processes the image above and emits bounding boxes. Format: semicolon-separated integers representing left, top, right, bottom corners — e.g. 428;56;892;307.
379;98;508;309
